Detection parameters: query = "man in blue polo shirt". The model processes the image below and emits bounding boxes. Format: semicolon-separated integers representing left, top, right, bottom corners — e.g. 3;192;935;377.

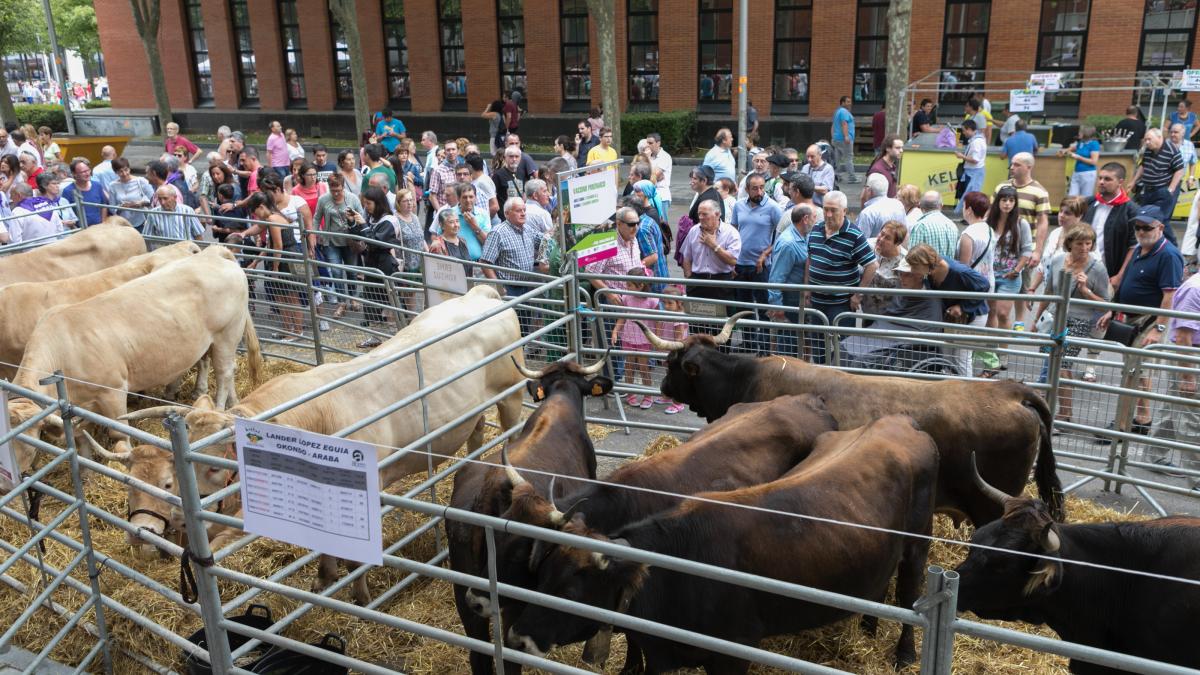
1097;204;1184;446
807;190;877;363
731;172;783;354
1001;119;1039;164
374;109;406;154
832;96;857;184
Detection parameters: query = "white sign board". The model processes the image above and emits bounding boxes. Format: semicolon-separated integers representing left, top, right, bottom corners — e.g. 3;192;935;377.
424;256;469;307
1028;72;1062;91
1182;69;1200;92
235;419;383;565
0;391;20;491
1009;89;1045;113
566;170;618;225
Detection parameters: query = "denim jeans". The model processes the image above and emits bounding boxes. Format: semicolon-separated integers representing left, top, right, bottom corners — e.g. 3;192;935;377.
320;244;356;302
734;264;769;354
807;301;852;364
1139;186;1181;242
956;167;986;213
774;291;802;358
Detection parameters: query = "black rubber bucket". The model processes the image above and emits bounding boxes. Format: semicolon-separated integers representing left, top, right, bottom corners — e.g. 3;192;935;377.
249;633;349;674
184;604;276;675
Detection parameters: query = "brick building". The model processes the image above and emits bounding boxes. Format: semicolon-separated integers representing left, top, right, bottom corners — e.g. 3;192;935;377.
94;0;1198;129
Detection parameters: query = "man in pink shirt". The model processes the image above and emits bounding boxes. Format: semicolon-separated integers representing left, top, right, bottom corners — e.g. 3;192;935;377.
265;120;290;177
163;122;201;164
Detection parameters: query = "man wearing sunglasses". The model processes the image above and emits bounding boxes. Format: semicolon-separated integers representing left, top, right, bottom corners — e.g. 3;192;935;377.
1097;204;1184;447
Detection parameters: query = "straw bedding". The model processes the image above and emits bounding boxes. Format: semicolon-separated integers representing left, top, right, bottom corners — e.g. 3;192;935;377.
0;371;1149;674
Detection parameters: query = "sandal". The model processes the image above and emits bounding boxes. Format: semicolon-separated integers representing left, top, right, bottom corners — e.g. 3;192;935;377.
625;394;643;407
639;396;654;409
664;403;686;415
980;368;1000;379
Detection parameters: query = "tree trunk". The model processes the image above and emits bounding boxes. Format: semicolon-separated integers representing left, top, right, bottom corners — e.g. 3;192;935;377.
587;0;620;153
129;0;173;127
330;0;370;137
884;0;912;138
0;65;17;126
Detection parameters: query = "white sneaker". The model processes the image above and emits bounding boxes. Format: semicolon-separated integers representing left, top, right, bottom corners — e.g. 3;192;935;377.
315;291;325;306
1083;366;1097;382
319;320;330;332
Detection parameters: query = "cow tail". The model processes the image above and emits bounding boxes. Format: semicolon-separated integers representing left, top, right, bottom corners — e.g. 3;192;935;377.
1026;392;1065;521
243;311;263;386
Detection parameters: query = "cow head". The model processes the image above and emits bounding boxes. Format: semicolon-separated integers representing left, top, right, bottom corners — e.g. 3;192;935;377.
80;431;179;559
511;353;613;404
5;397;65;477
955;458;1063;623
506;519;649;657
635;312;752;420
120;395;241;497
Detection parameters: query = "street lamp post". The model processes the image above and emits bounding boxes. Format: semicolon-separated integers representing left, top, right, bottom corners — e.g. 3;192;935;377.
40;0;77;135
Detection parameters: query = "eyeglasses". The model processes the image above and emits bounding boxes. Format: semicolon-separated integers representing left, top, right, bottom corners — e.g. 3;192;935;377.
1134;223;1158;231
621;219;640;226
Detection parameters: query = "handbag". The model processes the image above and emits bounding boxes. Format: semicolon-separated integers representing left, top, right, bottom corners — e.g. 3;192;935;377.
1103;319;1139;346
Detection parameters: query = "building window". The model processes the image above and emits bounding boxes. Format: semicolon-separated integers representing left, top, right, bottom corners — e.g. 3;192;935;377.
628;0;658;105
1036;0;1090;106
279;0;305;105
854;0;888;106
438;0;466;104
228;0;258;105
183;0;212;104
940;0;990;103
698;0;732;104
772;0;811;107
1139;0;1197;70
329;12;353;105
497;0;526;98
561;0;590;103
382;0;410;103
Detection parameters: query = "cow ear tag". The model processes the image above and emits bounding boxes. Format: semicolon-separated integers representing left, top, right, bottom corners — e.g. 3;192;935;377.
536;386;545;401
591;383;604;396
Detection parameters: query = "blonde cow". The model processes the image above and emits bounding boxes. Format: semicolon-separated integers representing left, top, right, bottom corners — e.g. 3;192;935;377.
5;245;262;475
112;285;526;600
0;218;147;288
0;241;202;381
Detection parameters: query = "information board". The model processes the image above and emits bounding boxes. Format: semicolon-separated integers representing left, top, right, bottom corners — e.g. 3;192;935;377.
424;256;469;307
1182;69;1200;92
235;419;383;565
0;392;19;491
570;231;618;267
566;170;618;225
1028;72;1062;91
1009;89;1045;113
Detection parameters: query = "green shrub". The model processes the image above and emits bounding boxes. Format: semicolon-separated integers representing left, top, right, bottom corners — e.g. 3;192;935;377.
620;110;697;154
1084;115;1123;134
15;104;67;132
84;100;112;109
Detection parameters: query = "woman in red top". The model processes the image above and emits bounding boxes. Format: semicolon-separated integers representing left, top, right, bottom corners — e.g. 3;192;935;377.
290;161;326;216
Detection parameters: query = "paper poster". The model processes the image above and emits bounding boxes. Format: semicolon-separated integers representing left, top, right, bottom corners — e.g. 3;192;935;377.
1009;89;1045;113
1182;70;1200;92
570;231;618;267
235;419;383;565
566;170;618;225
424;256;469;307
1028;72;1062;91
0;391;19;491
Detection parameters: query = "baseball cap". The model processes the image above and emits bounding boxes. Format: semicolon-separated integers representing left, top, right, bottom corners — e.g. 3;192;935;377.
690;165;715;183
1132;205;1164;225
766;153;790;168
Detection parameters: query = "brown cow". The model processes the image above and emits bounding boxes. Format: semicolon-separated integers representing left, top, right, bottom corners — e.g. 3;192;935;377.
507;415;940;672
638;312;1063;525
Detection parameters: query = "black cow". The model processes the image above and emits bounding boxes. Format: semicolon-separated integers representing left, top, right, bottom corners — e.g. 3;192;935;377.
955;476;1200;674
637;312;1063;525
507;415;940;673
447;356;611;675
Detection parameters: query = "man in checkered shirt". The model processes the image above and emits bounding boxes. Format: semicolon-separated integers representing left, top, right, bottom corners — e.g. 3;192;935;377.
481;197;548;334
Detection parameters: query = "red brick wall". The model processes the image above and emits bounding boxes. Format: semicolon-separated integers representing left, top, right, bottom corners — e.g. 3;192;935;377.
199;0;239;109
97;0;198;110
809;0;855;117
1079;1;1142;117
356;1;389;111
524;0;562;113
731;1;774;118
406;0;443;112
985;0;1038;110
296;0;334;111
464;0;501;111
909;0;944;88
246;0;284;109
658;0;697;111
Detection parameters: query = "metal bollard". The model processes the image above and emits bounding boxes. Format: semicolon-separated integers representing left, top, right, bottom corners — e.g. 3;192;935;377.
297;242;325;365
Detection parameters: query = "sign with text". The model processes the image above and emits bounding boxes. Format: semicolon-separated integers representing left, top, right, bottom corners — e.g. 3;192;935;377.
1028;72;1062;91
424;256;469;307
0;391;19;491
566;170;618;225
1182;69;1200;91
570;231;618;267
1009;89;1045;113
235;419;383;565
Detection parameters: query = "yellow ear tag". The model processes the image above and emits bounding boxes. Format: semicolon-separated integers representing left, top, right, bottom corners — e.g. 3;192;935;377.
591;383;604;396
536;386;545;400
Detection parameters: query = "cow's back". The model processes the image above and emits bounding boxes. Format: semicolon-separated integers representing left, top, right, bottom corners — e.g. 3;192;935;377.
0;223;146;288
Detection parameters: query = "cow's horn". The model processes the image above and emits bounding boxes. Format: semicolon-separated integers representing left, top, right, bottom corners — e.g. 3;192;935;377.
500;444;527;487
712;311;755;346
511;355;546;381
1043;527;1061;553
590;551;610;570
578;349;610;376
120;405;191;421
969;453;1011;506
81;430;131;462
44;414;64;429
635;321;684;352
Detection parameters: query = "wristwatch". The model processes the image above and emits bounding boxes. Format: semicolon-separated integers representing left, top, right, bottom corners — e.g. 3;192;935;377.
1155;323;1167;332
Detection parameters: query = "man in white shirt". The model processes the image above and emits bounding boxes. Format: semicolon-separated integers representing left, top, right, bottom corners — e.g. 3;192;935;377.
92;145;118;190
702;128;736;182
646;132;673;215
5;183;65;245
145;186;202;242
466;153;498;220
855;173;908;238
0;128;17;159
522;179;554;238
955;119;987;214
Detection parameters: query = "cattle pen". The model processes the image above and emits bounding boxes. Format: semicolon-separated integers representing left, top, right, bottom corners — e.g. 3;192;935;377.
0;207;1199;675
